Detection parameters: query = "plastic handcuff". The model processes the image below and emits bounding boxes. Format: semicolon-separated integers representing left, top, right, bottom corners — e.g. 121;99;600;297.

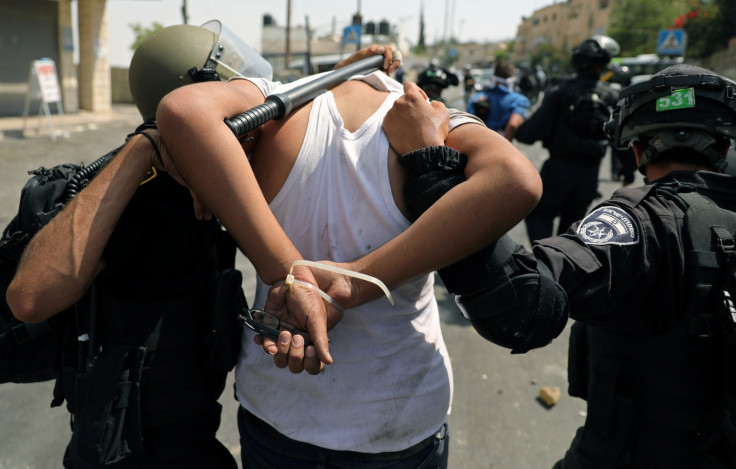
284;260;395;311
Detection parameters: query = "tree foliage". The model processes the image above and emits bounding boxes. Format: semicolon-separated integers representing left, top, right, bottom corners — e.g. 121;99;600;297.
672;0;734;58
413;1;427;55
609;0;735;58
129;22;164;51
529;44;568;73
609;0;687;56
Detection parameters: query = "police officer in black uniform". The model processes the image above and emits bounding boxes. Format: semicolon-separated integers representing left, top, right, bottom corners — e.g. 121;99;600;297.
398;64;736;469
417;59;460;103
7;22;270;469
517;36;620;243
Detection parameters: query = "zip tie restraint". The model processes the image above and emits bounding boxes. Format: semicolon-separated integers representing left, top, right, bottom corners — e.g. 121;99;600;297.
285;260;395;310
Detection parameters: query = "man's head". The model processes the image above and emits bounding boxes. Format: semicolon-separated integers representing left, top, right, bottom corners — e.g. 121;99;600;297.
493;60;515;80
129;20;272;123
571;35;619;76
605;64;736;175
417;64;451;101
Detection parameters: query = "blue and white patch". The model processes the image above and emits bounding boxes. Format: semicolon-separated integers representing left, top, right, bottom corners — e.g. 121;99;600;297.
577;206;639;246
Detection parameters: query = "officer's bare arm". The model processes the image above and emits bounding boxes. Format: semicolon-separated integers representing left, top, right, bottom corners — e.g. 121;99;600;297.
7;135;157;323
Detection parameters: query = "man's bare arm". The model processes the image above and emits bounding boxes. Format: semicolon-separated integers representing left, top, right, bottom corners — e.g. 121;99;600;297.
350;82;542;299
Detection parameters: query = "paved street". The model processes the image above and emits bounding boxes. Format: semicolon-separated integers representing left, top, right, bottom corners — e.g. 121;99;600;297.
0;96;639;468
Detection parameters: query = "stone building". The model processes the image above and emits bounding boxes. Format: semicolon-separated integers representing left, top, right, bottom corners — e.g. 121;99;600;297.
512;0;617;65
0;0;110;117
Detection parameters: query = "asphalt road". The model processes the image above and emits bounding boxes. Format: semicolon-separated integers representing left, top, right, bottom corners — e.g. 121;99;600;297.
0;94;639;468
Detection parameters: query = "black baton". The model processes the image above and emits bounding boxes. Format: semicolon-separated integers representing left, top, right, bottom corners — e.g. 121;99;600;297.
224;55;385;138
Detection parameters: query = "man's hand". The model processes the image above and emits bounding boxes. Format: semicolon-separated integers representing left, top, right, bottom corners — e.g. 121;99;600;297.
257;260;376;374
333;44;402;75
257;281;338;375
383;82;450;155
256;263;350;374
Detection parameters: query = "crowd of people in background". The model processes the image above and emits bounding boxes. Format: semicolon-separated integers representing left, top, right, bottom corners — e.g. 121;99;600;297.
415;38;640;198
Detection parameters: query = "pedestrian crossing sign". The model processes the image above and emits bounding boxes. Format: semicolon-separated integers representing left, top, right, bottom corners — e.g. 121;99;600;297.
343;25;361;45
657;29;686;56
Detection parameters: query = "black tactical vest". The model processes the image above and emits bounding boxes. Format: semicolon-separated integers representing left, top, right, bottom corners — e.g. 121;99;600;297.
567;183;736;469
56;172;242;467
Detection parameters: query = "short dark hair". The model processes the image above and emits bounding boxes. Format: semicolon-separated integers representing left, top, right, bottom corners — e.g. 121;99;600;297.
494;60;514;79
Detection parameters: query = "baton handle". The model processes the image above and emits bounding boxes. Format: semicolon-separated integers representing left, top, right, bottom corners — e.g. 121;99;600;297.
224;55;385;138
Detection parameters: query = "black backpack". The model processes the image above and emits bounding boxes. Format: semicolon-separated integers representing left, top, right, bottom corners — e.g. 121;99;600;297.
567;85;611;141
659;185;736;467
561;82;613;158
0;152;116;384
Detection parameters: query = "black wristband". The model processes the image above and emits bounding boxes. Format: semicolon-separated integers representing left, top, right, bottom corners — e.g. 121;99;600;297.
135;131;164;166
398;146;467;179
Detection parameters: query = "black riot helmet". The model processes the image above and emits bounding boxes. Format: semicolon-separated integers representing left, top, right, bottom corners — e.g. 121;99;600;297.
604;64;736;173
417;63;450;89
572;35;620;69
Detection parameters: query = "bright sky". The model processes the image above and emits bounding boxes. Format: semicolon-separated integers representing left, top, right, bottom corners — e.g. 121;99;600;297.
105;0;551;67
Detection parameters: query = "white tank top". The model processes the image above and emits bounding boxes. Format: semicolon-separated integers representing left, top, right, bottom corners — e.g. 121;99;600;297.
234;72;454;453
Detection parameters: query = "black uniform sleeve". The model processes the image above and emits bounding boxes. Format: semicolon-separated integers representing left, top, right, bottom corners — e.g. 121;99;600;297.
515;86;561;145
399;143;686;342
532;186;685;335
398;145;570;353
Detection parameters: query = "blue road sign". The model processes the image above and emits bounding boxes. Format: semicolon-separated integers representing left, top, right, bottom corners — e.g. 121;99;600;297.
343;25;361;45
657;29;686;56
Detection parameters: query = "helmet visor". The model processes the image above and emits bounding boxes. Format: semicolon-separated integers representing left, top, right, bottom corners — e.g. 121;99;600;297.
200;20;273;80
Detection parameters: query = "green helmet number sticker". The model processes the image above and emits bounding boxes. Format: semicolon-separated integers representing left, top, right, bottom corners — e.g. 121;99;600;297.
656;88;695;112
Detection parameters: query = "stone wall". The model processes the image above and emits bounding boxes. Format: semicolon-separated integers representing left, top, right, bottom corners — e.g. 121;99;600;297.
695;37;736;81
111;67;133;104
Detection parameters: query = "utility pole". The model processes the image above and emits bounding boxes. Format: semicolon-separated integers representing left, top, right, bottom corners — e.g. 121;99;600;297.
443;0;450;66
285;0;291;69
443;0;456;67
353;0;362;52
305;15;312;75
181;0;188;24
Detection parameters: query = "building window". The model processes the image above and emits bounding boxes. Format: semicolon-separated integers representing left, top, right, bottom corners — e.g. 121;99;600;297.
599;0;609;8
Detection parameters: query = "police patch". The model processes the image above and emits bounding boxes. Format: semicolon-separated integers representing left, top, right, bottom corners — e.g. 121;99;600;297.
577;206;639;245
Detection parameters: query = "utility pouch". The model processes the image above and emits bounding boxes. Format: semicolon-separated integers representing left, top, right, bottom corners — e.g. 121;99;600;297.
567;321;589;400
207;268;246;373
70;344;145;465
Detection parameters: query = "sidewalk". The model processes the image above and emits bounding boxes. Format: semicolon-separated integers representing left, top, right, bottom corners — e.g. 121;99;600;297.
0;104;141;141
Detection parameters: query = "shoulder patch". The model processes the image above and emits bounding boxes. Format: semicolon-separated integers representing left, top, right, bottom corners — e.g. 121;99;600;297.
577;206;639;246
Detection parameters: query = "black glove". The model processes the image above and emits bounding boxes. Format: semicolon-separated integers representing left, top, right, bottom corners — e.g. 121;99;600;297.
397;146;515;296
398;146;467;222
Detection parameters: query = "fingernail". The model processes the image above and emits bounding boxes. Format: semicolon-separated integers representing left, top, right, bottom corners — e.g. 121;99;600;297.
292;335;304;347
280;335;290;345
